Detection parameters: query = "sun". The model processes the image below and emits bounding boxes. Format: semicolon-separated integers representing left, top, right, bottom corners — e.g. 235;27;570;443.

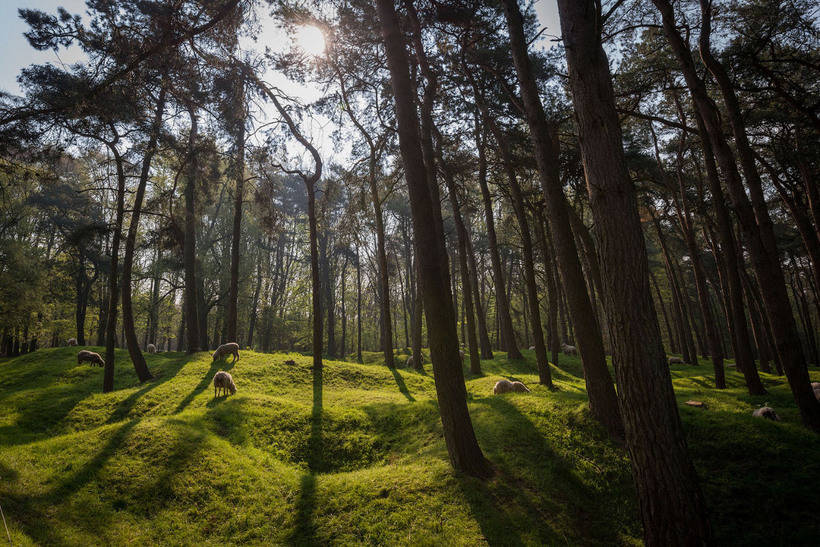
294;25;326;57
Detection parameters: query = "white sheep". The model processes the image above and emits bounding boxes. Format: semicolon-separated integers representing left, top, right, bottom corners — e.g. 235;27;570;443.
668;356;684;365
67;338;77;346
147;343;156;354
752;406;780;421
529;346;535;351
213;370;237;397
212;342;240;363
811;381;820;401
77;350;104;367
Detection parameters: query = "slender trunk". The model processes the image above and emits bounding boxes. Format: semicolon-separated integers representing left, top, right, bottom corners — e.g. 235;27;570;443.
103;143;126;392
122;86;166;382
377;0;491;478
183;104;202;354
552;1;711;542
227;77;245;344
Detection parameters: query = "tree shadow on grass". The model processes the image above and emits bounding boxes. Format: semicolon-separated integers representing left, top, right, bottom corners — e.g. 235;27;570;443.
104;354;191;424
287;364;323;546
388;366;415;402
461;395;635;545
3;419;139;545
174;356;235;415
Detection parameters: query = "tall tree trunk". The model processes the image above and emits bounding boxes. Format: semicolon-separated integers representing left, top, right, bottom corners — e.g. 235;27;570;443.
122;87;166;383
499;0;623;438
377;0;491;478
552;1;711;542
103;143;126;392
183;104;202;353
227;76;245;345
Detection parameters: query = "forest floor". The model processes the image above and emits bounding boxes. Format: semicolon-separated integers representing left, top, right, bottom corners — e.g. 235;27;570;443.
0;346;818;545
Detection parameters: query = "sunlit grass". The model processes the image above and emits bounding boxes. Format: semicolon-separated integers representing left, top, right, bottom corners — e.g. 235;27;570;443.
0;346;818;544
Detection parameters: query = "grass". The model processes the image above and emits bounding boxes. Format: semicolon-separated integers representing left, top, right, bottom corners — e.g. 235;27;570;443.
0;347;818;545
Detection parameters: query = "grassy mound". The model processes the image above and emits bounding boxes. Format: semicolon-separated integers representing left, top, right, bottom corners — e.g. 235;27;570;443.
0;346;818;545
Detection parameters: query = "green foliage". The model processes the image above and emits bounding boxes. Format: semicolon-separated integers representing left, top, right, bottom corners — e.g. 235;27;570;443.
0;348;818;544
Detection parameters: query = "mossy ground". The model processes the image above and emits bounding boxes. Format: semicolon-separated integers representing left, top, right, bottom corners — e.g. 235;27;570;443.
0;346;818;545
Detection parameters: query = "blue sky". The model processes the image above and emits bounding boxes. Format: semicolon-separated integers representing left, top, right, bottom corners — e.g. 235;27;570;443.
0;0;561;97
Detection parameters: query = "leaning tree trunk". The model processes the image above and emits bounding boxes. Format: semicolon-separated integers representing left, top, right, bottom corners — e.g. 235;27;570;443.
121;86;167;383
499;0;623;439
550;0;712;543
377;0;491;478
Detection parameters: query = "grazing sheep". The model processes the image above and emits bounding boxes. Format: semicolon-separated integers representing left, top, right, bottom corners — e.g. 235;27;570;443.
213;370;237;397
493;379;531;394
561;343;578;355
147;343;156;354
212;342;240;363
510;381;531;393
752;406;781;421
77;350;104;367
67;338;77;346
668;356;684;365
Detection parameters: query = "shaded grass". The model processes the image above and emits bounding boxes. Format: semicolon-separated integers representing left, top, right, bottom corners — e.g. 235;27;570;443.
0;346;818;544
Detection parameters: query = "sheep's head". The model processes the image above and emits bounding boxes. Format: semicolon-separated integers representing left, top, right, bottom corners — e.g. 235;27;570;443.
229;381;237;395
